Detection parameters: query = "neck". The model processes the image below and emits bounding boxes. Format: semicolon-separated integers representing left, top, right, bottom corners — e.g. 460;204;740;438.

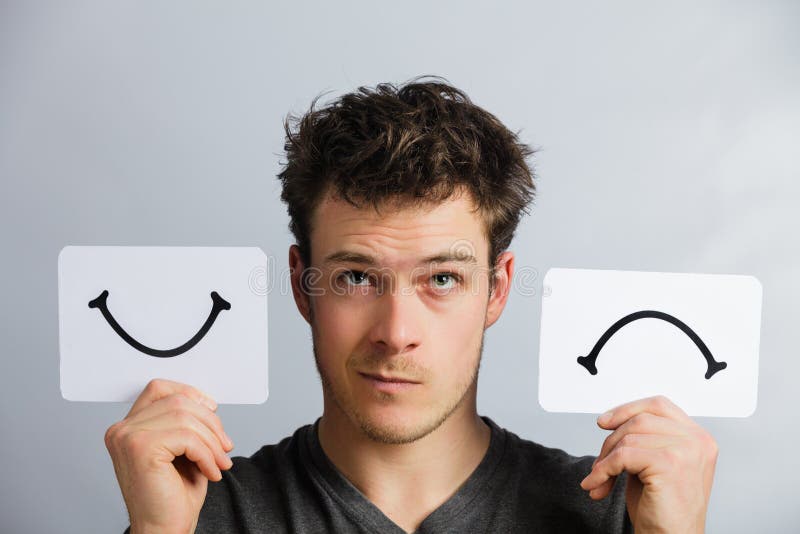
317;385;491;533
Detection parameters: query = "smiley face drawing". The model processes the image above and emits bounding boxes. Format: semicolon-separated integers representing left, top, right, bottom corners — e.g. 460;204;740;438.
576;310;727;380
88;289;231;358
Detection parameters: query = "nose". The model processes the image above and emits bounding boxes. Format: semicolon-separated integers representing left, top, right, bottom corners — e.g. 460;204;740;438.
367;285;423;356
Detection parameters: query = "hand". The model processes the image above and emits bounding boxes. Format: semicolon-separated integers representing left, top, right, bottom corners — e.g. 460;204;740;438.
579;395;718;533
104;379;235;534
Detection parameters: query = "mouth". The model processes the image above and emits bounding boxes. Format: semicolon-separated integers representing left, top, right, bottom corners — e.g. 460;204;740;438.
358;372;421;393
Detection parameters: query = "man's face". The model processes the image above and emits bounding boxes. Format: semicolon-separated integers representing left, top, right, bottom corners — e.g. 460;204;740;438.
297;191;502;444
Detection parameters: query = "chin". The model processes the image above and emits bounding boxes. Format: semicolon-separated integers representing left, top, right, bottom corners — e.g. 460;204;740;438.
356;413;441;445
350;397;456;445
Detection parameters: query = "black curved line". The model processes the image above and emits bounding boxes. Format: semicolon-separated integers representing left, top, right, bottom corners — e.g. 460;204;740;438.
576;310;727;380
88;289;231;358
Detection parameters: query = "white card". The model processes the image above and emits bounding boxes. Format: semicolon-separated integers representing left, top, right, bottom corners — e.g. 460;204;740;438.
538;268;762;417
58;246;269;404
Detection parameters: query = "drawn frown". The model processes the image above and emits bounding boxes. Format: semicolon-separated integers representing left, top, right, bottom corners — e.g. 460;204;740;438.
577;310;727;380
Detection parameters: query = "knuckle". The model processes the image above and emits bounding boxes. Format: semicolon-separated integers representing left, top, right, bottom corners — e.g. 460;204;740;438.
167;393;189;410
630;413;649;431
171;410;194;428
176;429;198;448
184;386;203;401
124;430;150;454
652;395;671;411
104;422;122;448
181;385;209;406
611;445;629;463
701;432;719;457
145;378;165;395
619;434;638;448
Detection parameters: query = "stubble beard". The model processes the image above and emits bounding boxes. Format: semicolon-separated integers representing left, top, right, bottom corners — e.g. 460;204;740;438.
310;305;486;445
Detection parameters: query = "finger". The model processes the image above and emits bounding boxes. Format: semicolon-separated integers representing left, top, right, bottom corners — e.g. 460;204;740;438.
134;404;233;470
586;434;679;497
585;456;617;500
587;475;616;500
581;442;673;491
597;395;692;430
130;393;233;452
129;378;217;417
158;429;224;482
597;414;688;462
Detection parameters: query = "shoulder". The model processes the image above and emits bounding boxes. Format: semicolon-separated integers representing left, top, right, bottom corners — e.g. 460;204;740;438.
508;425;596;474
227;425;308;479
197;424;314;533
486;417;597;476
484;417;632;533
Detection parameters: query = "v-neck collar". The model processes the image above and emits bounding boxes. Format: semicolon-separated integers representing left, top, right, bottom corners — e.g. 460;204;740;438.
300;416;509;534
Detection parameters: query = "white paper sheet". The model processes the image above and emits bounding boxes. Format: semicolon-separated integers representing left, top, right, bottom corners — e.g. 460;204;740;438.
538;268;762;417
58;246;269;404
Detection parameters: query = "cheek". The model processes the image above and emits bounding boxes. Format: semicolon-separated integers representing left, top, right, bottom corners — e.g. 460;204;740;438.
426;298;487;368
311;297;365;353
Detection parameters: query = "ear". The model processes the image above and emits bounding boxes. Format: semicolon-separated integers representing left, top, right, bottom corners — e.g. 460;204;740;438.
289;244;313;325
484;251;514;330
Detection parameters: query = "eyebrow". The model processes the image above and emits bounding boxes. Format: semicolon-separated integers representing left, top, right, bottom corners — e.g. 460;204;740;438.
322;249;478;267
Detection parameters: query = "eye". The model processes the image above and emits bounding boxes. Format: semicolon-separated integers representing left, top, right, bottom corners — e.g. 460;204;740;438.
431;272;460;291
339;270;372;287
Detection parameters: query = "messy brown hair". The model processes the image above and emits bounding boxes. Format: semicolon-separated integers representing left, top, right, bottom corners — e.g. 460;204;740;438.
278;76;536;274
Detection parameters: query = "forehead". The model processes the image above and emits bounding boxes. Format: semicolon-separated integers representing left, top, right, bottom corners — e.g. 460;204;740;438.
308;191;489;267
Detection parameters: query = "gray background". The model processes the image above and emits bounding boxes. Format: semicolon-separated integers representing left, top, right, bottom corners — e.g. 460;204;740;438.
1;1;797;532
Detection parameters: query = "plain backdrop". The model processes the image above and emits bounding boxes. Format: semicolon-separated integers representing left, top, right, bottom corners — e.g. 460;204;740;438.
1;1;798;532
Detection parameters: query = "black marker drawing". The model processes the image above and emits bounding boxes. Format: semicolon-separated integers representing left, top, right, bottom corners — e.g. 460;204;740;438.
88;289;231;358
577;310;727;379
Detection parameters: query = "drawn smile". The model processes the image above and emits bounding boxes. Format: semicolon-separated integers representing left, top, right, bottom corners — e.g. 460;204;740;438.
88;289;231;358
577;310;727;379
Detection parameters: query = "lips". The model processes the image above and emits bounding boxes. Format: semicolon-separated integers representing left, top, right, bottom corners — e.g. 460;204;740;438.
358;372;421;393
359;372;420;384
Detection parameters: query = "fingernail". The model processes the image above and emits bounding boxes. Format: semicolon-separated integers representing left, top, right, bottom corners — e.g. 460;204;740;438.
598;411;613;425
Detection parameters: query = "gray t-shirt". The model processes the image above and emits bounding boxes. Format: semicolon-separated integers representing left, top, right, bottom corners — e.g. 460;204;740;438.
126;416;632;533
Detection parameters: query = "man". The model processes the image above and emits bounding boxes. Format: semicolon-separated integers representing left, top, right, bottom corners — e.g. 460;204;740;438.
105;78;718;533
